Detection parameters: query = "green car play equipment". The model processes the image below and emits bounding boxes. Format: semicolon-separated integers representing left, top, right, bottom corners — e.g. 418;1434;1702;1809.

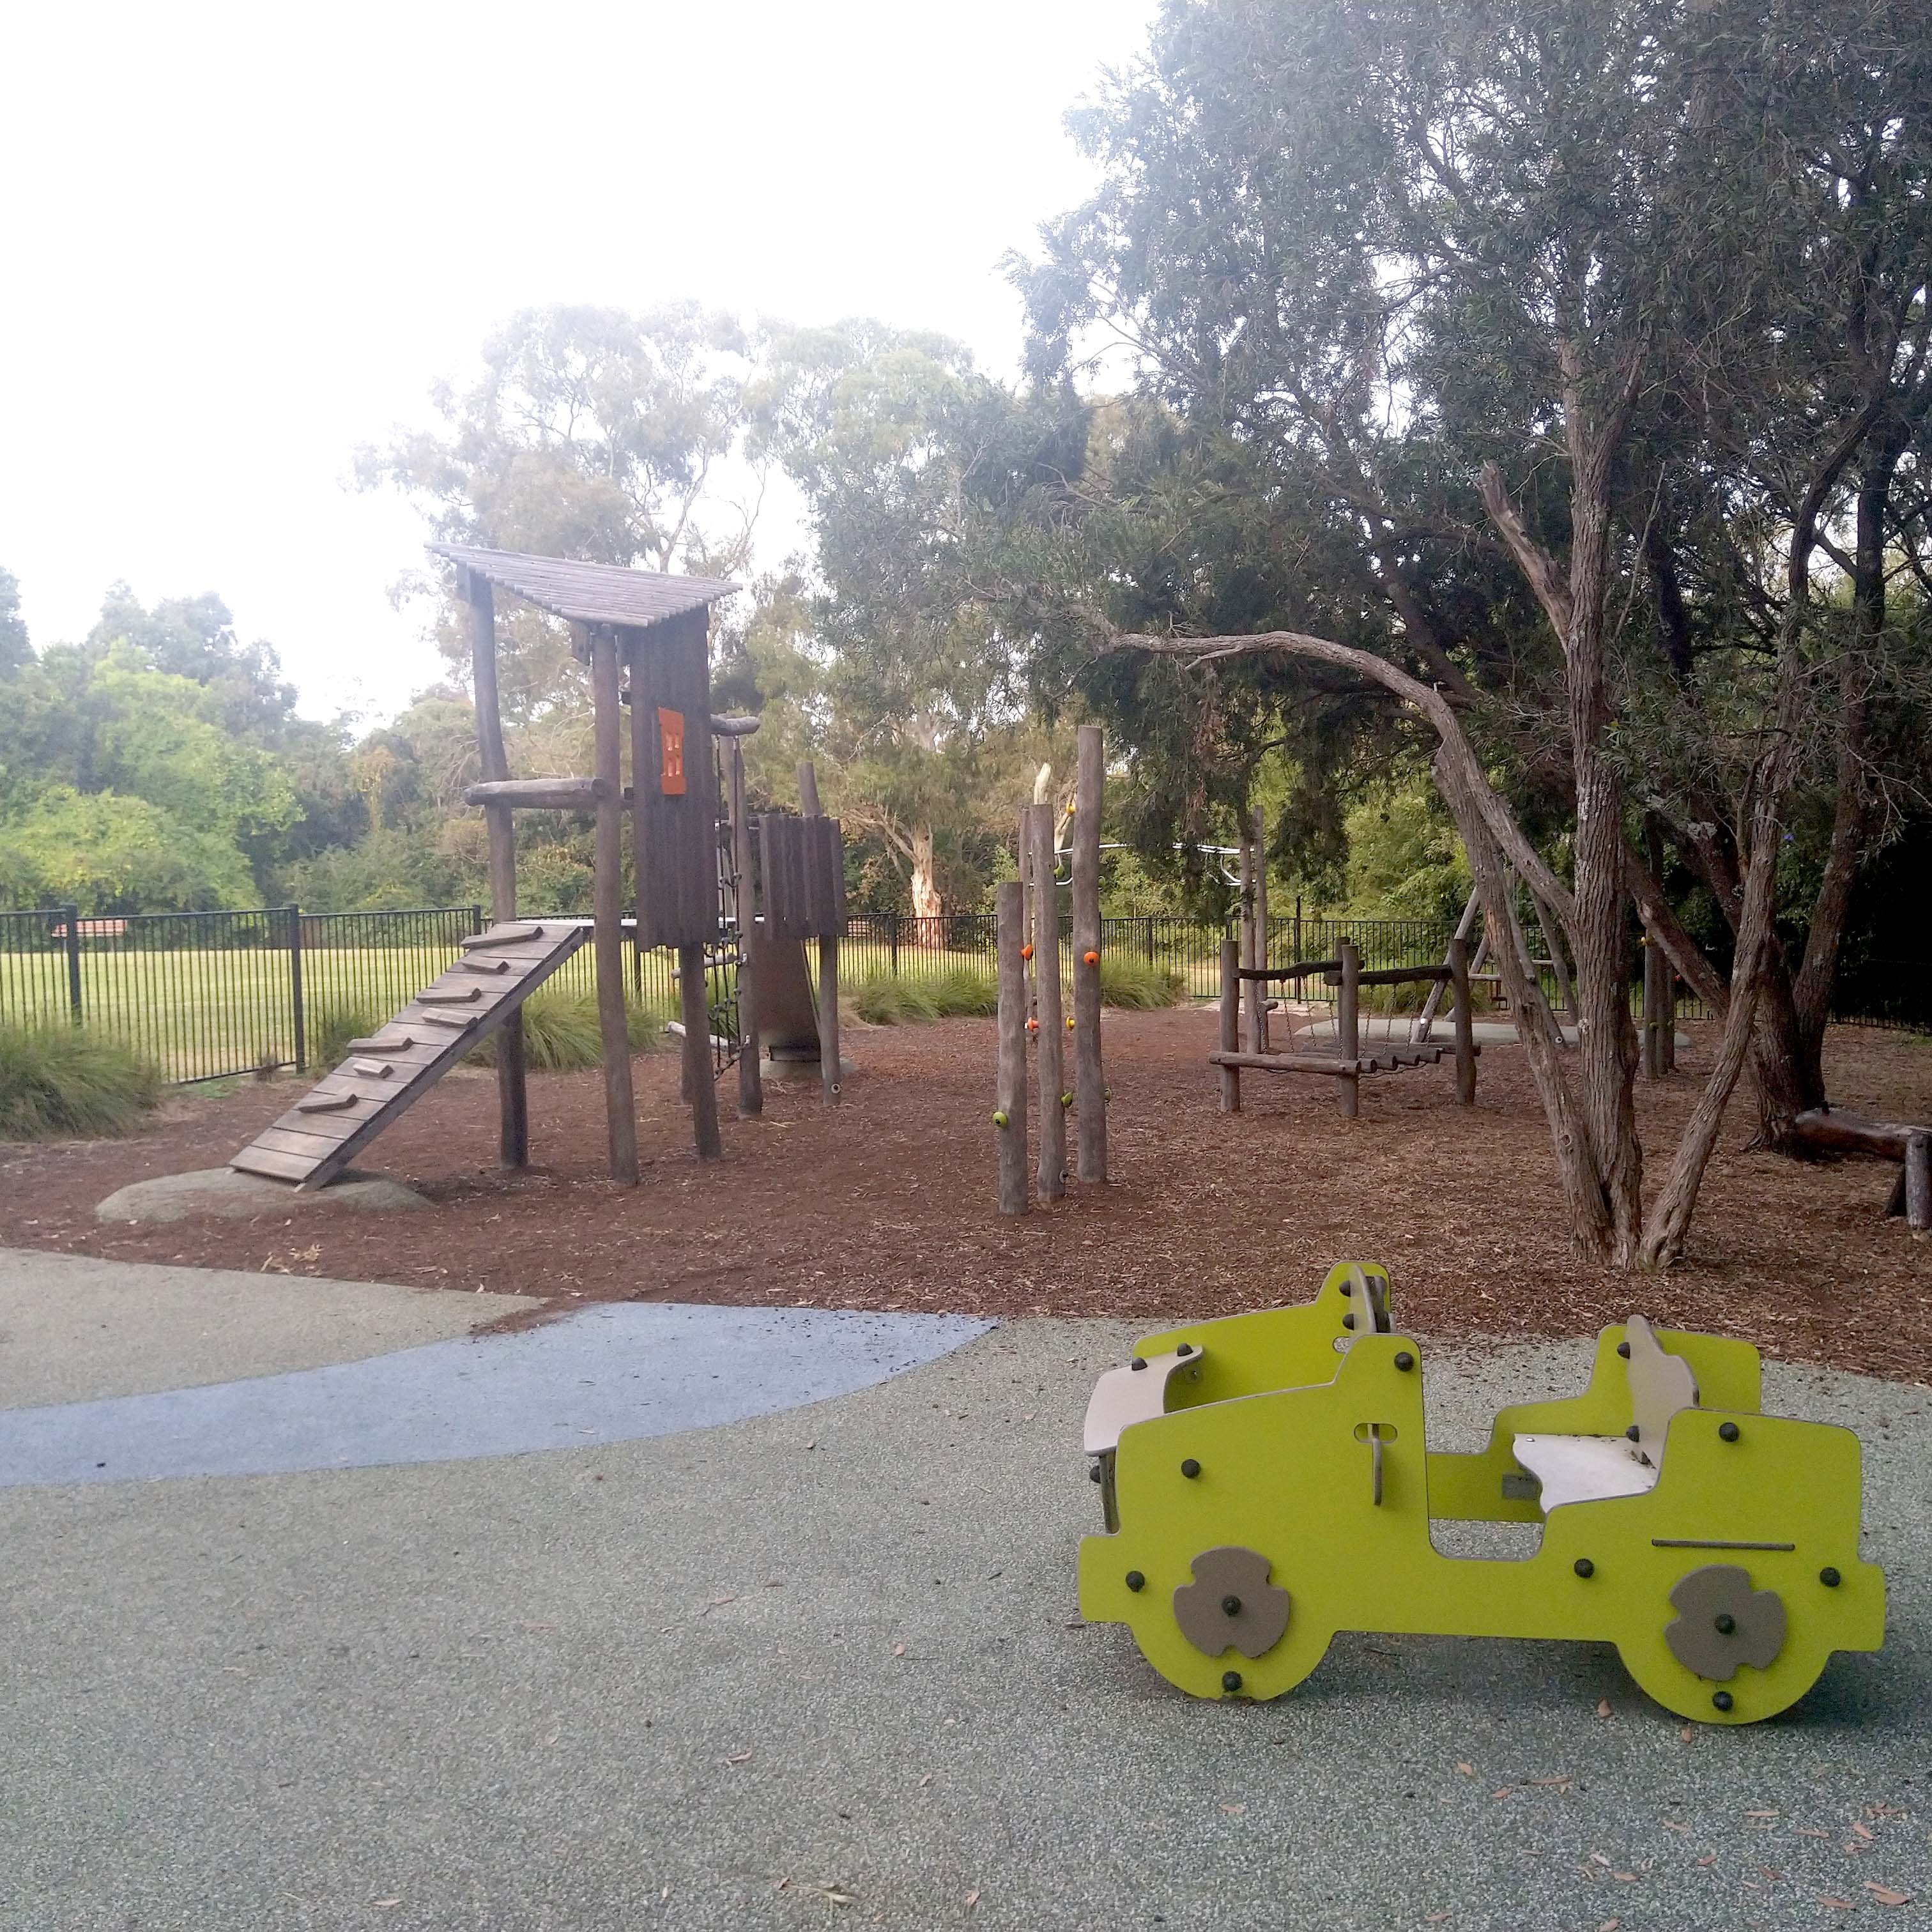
1078;1262;1883;1723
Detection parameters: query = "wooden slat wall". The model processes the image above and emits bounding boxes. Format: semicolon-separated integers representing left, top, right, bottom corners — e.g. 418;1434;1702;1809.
758;814;845;939
627;609;719;950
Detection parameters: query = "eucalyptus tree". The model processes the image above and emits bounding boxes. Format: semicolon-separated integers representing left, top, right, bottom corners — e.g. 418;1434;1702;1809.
362;302;759;726
752;321;1077;914
1615;6;1932;1146
0;567;30;677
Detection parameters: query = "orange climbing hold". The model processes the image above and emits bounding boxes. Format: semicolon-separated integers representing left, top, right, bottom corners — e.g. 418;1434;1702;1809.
1083;949;1100;967
1021;944;1034;961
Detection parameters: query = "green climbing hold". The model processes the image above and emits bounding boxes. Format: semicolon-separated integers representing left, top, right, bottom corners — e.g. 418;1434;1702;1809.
992;1110;1009;1128
1061;1092;1073;1107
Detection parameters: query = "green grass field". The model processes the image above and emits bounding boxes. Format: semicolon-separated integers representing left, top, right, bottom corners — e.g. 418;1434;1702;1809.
0;944;477;1082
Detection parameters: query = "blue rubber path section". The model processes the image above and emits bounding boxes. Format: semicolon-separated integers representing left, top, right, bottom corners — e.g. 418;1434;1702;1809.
0;1301;992;1487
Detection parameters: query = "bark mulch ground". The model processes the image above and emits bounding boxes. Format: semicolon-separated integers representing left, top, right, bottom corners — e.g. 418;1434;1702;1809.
3;1010;1928;1382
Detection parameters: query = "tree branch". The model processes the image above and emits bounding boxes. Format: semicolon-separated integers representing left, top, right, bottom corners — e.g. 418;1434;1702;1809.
1478;464;1575;640
1107;624;1577;926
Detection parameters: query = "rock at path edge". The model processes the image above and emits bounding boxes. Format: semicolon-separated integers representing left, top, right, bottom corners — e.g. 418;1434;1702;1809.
95;1167;430;1225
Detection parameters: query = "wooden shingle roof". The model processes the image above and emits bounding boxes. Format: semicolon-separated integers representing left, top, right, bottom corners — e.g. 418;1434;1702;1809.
430;542;739;631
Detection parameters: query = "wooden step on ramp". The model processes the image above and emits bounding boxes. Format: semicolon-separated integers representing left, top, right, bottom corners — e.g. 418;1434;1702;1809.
229;921;592;1190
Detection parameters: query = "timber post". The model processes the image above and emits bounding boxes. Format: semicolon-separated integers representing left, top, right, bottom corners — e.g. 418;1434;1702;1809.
586;624;640;1184
1337;938;1361;1119
678;942;723;1158
1448;935;1476;1106
799;760;840;1103
1071;724;1108;1183
1414;882;1481;1044
1218;939;1241;1113
995;882;1030;1213
729;737;762;1117
1031;801;1066;1200
1250;803;1269;1051
1238;818;1261;1054
462;567;527;1167
817;931;841;1103
1907;1131;1931;1236
1017;804;1036;1021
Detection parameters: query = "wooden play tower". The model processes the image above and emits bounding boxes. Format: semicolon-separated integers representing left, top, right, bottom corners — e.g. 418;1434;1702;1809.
442;542;742;1184
230;543;845;1192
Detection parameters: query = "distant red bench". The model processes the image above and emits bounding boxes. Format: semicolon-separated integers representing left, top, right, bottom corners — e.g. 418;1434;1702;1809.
47;918;128;940
1793;1107;1931;1234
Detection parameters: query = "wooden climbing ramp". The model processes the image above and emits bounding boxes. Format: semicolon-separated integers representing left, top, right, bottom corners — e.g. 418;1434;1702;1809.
229;921;591;1190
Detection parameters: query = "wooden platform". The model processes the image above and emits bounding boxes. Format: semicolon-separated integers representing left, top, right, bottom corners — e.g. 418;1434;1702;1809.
229;921;592;1190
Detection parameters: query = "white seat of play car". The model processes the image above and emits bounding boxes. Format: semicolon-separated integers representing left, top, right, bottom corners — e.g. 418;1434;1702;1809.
1510;1315;1699;1512
1083;1347;1205;1455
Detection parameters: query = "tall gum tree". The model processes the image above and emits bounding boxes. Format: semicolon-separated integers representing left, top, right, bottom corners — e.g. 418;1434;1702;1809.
753;321;1077;918
1015;0;1917;1266
1629;10;1932;1147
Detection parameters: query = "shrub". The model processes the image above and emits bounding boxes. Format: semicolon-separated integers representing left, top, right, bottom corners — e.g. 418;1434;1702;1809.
851;966;1000;1024
0;1021;164;1141
926;966;1001;1017
309;999;380;1068
467;987;676;1071
1097;955;1186;1009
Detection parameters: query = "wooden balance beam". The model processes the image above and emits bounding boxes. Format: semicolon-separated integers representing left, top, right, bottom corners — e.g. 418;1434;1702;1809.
1216;937;1477;1119
1793;1107;1931;1233
1210;1045;1469;1076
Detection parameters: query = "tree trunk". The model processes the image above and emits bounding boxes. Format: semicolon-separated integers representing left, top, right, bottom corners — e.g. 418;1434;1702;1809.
1749;956;1823;1153
909;824;942;921
1663;816;1820;1154
1786;444;1897;1092
1436;749;1620;1258
1556;448;1645;1265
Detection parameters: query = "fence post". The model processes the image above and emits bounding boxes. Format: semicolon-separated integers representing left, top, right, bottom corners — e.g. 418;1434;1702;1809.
286;903;306;1073
890;910;901;977
61;904;82;1022
1144;915;1155;967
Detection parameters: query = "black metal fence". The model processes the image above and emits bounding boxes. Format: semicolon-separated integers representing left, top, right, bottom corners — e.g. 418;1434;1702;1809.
0;905;484;1084
836;910;1473;1000
1;899;1916;1086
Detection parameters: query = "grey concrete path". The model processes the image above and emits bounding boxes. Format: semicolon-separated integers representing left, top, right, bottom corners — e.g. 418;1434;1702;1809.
0;1248;538;1406
1;1252;1927;1931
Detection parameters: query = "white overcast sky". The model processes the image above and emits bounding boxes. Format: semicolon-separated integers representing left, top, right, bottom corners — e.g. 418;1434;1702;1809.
1;0;1154;724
